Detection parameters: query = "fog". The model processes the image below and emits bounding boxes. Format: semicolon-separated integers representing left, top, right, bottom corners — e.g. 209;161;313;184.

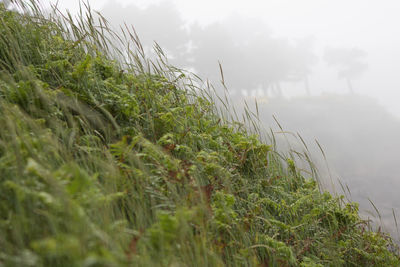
41;0;400;240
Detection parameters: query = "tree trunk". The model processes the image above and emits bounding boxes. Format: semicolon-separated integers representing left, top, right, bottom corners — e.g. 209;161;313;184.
275;82;283;97
304;76;310;96
346;78;354;94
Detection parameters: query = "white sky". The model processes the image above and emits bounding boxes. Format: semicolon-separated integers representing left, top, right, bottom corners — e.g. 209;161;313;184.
42;0;400;116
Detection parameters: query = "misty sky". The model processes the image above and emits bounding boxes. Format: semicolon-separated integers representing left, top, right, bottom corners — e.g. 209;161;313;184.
41;0;400;116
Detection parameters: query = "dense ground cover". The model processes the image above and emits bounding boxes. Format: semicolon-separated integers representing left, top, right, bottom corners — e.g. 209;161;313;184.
0;1;399;266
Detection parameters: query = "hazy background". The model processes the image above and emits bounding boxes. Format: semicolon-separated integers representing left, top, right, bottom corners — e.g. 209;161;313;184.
39;0;400;240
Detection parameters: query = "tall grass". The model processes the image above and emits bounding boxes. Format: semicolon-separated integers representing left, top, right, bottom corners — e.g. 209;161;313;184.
0;1;399;266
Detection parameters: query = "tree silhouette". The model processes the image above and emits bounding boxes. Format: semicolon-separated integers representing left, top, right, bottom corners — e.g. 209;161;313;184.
183;16;317;98
285;37;317;95
100;1;188;59
324;47;368;94
182;21;244;92
99;1;317;98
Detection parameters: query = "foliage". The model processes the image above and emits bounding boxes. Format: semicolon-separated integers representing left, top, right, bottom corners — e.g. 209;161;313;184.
0;1;398;266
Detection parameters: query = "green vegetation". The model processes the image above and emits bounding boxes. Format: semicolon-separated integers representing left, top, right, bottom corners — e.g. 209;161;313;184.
0;1;399;266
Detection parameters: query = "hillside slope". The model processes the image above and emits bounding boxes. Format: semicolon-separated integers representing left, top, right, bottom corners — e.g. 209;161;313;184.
247;95;400;240
0;2;399;266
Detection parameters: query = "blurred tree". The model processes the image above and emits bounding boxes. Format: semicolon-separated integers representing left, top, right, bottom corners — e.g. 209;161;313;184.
183;21;246;94
100;1;188;59
324;47;368;94
99;1;317;98
285;37;317;96
184;16;317;98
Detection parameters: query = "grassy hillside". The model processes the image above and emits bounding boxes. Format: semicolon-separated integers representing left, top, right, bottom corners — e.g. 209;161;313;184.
0;1;399;266
241;95;400;241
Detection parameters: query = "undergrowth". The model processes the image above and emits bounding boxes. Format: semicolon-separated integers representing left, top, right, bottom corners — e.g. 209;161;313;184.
0;1;399;266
